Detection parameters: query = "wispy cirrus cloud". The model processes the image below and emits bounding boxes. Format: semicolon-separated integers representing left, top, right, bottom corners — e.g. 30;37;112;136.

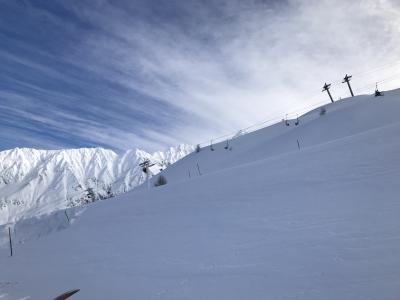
0;0;399;151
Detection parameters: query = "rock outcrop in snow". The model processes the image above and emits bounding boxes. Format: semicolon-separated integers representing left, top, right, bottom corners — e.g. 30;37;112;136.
0;145;194;224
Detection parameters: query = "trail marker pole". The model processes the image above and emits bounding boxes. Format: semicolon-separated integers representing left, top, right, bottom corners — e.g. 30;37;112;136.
297;139;300;150
342;74;354;97
322;83;334;103
64;210;70;224
8;227;13;257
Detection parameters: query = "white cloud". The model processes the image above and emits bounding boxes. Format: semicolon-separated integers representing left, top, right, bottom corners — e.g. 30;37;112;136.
2;0;400;151
63;0;400;147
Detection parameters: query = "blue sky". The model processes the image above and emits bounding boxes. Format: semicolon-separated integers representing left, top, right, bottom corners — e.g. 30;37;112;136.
1;0;400;152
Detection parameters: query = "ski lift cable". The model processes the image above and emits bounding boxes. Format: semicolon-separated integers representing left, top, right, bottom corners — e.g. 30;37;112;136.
352;60;400;77
314;60;400;88
353;73;400;93
197;67;400;147
197;94;340;147
201;90;326;146
330;61;400;86
353;82;377;94
380;76;400;85
376;72;400;84
197;98;330;147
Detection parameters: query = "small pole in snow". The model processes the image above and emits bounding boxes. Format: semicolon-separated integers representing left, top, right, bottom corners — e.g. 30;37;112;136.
196;163;202;176
8;227;13;257
96;178;99;200
188;170;191;178
64;210;70;224
342;74;354;97
297;139;300;150
322;83;334;103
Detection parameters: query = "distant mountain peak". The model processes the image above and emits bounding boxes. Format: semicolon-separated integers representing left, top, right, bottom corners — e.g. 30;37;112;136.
0;145;194;225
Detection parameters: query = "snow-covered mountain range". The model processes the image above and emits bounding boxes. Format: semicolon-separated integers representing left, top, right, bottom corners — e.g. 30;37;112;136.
0;145;194;225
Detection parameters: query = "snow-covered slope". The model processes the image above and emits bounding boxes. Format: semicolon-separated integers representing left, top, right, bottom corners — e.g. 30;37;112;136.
0;145;194;225
159;89;400;184
2;89;400;299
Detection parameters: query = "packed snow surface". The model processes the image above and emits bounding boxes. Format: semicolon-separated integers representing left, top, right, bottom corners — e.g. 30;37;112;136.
2;90;400;299
0;145;194;225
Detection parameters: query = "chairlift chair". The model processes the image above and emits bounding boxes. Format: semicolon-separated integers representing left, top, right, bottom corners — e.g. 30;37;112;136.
224;140;229;150
375;84;384;97
295;115;299;126
285;114;290;126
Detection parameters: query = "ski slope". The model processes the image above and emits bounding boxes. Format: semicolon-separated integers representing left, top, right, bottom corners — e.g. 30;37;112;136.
2;89;400;299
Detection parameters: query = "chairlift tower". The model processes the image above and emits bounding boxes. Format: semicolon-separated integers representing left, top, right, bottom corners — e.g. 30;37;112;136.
139;159;155;190
322;83;334;103
342;74;354;97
